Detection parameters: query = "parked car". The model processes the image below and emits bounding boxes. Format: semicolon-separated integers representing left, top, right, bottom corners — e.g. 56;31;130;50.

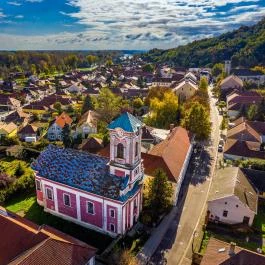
218;139;225;152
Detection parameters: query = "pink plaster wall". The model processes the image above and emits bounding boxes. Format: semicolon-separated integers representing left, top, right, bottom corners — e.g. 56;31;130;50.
37;190;43;202
44;184;55;210
107;205;118;232
80;196;103;228
57;189;77;219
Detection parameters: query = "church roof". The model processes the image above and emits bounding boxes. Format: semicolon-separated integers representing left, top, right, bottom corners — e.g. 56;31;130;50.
31;145;133;201
108;112;142;133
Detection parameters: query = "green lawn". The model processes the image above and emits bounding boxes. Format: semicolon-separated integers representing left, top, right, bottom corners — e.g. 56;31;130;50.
4;192;112;253
200;230;262;254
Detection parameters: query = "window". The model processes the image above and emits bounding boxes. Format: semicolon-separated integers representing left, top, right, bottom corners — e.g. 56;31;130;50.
110;223;115;232
36;180;41;191
223;210;228;217
135;142;139;157
236;205;239;208
225;202;227;205
134;199;137;209
110;209;115;218
63;194;71;207
46;188;53;200
117;143;124;159
87;202;94;214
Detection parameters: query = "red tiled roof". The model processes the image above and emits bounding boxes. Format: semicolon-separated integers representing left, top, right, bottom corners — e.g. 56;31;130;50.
55;112;73;128
201;238;265;265
224;139;265;160
147;127;192;182
0;207;97;265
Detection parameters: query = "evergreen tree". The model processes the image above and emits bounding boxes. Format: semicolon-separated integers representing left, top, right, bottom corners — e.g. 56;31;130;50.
81;95;93;114
62;124;72;148
145;169;173;222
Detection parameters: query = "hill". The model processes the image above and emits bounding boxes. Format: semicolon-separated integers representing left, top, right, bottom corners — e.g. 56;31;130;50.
142;18;265;68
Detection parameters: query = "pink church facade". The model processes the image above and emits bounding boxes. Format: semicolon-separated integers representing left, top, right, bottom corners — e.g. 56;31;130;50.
32;113;144;236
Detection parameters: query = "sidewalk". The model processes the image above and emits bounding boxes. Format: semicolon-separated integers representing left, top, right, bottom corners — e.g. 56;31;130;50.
137;206;178;265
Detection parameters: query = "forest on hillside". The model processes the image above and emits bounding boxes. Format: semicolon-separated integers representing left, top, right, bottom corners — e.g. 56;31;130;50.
142;18;265;68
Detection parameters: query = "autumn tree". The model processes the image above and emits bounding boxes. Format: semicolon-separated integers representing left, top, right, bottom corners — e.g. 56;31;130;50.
144;86;171;106
87;55;98;66
182;102;211;141
93;87;122;123
148;90;179;129
144;169;173;222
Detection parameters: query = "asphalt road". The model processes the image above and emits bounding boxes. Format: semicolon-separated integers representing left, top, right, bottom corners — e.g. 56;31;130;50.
148;87;221;265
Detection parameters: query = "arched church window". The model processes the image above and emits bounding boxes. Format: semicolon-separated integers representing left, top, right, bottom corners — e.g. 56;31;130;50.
117;143;124;159
135;142;138;157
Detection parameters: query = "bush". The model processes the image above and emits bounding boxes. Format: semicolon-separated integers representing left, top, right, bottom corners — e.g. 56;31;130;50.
15;163;25;177
240;159;265;171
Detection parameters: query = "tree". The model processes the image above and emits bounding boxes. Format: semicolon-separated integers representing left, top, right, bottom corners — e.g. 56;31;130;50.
93;87;122;123
220;117;228;131
247;104;258;120
182;102;211;141
144;169;173;222
87;55;98;66
148;90;179;129
54;102;62;113
62;124;72;148
132;97;144;110
81;95;93;114
15;163;25;177
105;58;113;67
145;86;171;106
142;63;154;73
118;249;138;265
212;63;224;77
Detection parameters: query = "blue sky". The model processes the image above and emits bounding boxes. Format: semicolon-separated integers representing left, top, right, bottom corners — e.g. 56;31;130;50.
0;0;264;50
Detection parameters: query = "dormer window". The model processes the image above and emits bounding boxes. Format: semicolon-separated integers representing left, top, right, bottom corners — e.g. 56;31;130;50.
117;143;124;159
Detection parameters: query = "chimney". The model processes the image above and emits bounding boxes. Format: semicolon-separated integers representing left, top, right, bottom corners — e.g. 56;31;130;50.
229;242;236;255
170;124;174;132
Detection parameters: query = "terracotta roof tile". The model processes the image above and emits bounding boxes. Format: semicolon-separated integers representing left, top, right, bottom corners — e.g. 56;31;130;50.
201;238;265;265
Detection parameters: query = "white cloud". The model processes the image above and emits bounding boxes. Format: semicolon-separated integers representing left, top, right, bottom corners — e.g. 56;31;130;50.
25;0;43;2
14;15;24;19
7;1;22;6
0;0;264;49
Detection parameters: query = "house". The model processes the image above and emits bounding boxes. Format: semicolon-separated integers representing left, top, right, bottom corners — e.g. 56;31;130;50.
173;79;198;100
208;167;258;226
18;124;39;142
226;91;263;120
220;75;243;95
0;207;97;265
47;112;73;141
4;110;30;125
142;127;193;205
0;122;17;139
241;168;265;197
227;118;265;143
76;110;99;138
151;77;173;87
201;238;265;265
224;139;265;160
0;95;21;112
78;137;104;153
32;112;144;236
231;68;265;85
224;117;265;160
